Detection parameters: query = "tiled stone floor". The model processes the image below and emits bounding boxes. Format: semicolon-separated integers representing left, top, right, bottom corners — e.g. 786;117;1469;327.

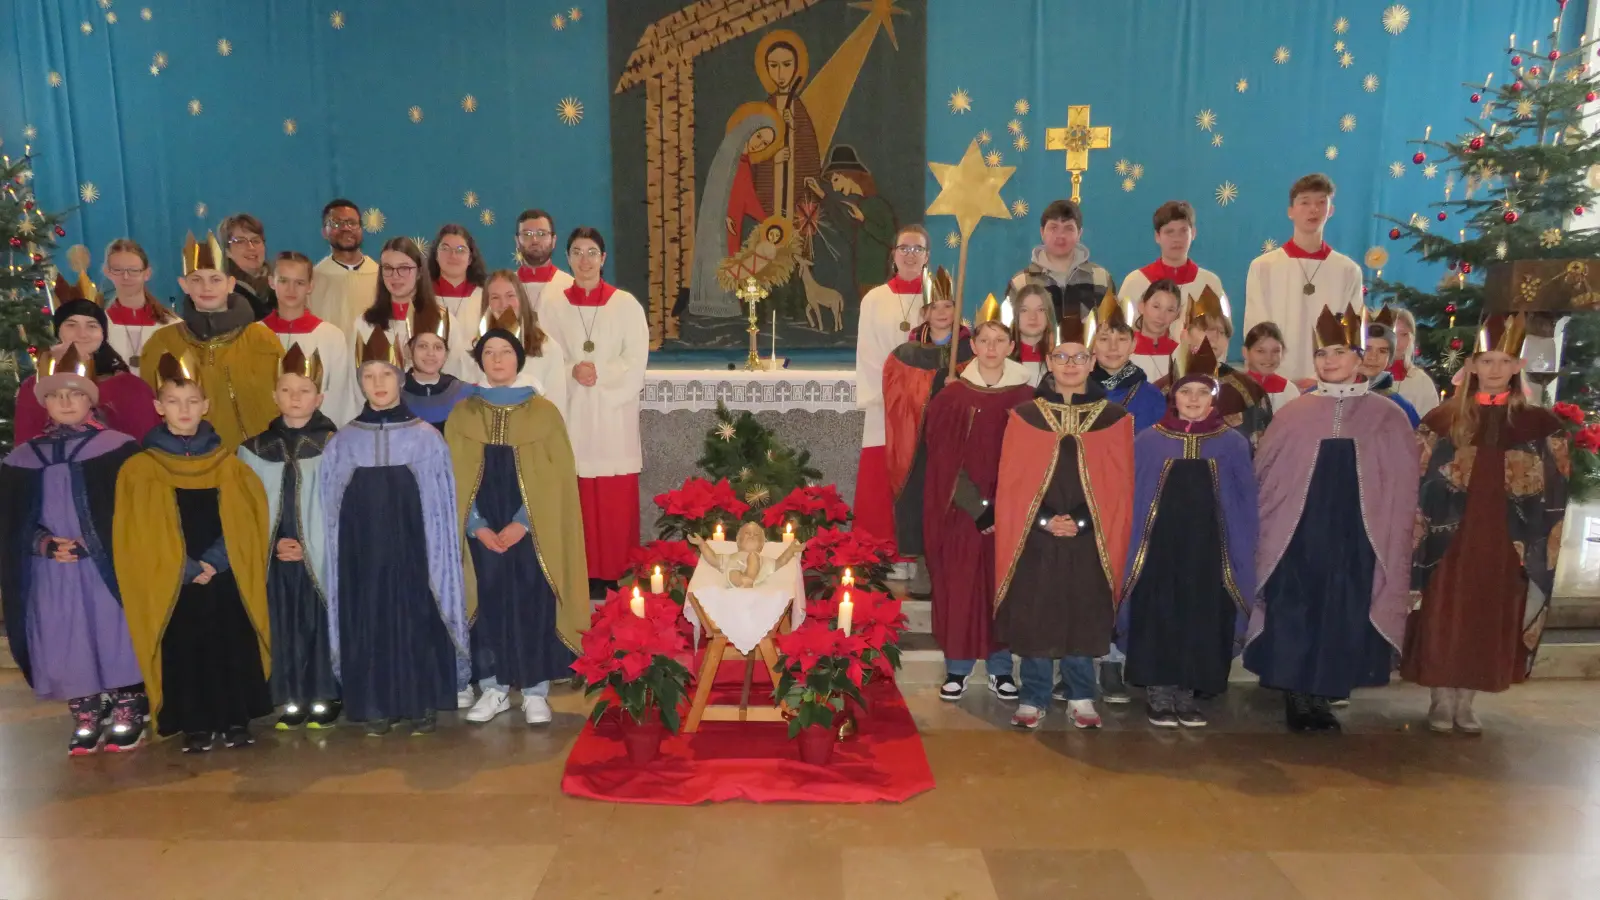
2;671;1599;898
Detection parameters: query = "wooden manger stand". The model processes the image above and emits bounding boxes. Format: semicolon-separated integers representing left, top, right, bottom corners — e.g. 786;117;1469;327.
681;591;792;733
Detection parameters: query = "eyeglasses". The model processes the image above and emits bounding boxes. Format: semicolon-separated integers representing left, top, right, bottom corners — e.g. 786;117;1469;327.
325;220;361;232
380;264;418;276
227;236;264;248
520;229;554;240
569;248;603;259
1049;351;1092;365
107;266;145;277
437;244;471;256
894;245;928;256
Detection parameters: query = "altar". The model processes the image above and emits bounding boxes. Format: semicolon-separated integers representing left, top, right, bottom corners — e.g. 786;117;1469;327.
638;367;860;530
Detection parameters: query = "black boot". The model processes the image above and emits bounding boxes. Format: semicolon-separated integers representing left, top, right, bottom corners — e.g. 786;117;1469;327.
1285;692;1315;733
276;702;309;731
306;700;342;729
67;694;108;756
1308;696;1342;733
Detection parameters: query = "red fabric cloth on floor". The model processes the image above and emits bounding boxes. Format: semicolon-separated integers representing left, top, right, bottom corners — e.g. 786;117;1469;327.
560;678;935;804
578;474;640;580
852;445;898;556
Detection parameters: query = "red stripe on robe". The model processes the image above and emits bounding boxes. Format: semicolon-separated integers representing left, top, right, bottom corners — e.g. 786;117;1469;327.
577;474;640;581
852;445;898;555
882;355;937;500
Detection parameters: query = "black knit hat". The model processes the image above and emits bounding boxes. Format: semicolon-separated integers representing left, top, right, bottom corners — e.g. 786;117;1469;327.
472;328;527;375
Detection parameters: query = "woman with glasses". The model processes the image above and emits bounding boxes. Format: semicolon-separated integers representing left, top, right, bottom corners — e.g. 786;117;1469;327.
854;224;930;564
220;213;275;320
539;227;647;587
429;224;487;327
352;237;467;380
100;238;178;377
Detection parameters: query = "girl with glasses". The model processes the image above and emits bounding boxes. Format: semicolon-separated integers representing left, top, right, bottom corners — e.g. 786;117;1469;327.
429;224;487;326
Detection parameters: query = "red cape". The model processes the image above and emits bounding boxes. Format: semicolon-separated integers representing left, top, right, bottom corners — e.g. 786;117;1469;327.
883;354;939;500
14;371;159;445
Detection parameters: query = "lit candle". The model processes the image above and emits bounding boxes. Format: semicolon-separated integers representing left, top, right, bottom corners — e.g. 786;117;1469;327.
1510;33;1516;49
838;590;854;636
650;565;665;595
1485;73;1494;89
771;310;777;368
713;522;724;542
1423;125;1432;143
841;567;855;587
782;521;794;543
630;586;645;617
1533;39;1540;55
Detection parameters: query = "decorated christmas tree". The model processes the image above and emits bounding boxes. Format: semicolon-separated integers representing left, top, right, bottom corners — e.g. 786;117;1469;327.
1371;14;1600;409
696;402;822;512
0;148;66;452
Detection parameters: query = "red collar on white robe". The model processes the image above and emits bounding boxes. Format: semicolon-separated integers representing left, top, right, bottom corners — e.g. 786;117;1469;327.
1138;259;1198;285
262;311;324;335
1019;343;1043;362
106;298;160;326
886;274;923;295
391;301;411;320
1134;333;1178;356
433;278;476;298
565;281;617;307
1247;369;1289;393
518;263;559;284
1281;239;1333;260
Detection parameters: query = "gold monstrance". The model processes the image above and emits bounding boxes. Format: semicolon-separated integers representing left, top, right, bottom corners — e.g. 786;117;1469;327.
1045;105;1112;202
736;277;769;371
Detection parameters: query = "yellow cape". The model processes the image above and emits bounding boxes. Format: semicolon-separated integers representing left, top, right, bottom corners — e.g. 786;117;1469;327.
445;394;589;651
139;323;285;449
112;446;272;734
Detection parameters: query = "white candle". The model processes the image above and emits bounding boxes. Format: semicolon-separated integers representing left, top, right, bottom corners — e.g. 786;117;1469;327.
630;586;645;617
650;565;665;595
712;523;724;542
841;567;855;587
782;522;794;543
838;591;854;636
771;310;777;368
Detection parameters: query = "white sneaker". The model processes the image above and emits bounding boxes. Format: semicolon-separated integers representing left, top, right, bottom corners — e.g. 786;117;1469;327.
465;687;510;723
1427;688;1455;733
456;688;476;710
888;562;914;581
1067;699;1102;729
523;694;553;726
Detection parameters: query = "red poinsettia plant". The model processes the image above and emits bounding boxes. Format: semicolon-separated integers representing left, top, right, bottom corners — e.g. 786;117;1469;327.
800;526;895;597
807;587;909;681
761;484;852;540
622;540;701;602
773;618;869;738
1552;402;1600;498
573;589;694;731
652;477;751;541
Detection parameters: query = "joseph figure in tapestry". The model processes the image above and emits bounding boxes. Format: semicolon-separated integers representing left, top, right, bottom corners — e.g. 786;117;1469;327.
609;0;926;350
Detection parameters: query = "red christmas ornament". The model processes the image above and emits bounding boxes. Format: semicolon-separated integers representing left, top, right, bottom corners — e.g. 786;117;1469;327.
1504;210;1520;223
1470;135;1486;150
1389;227;1403;240
53;225;64;237
1412;151;1427;164
1438;211;1448;221
1460;263;1473;274
1590;91;1598;103
8;236;21;249
1471;92;1482;103
22;200;33;211
1450;337;1464;350
1445;303;1458;313
1531;65;1543;77
37;307;47;315
30;253;42;263
1579;206;1589;215
1551;50;1562;61
26;346;37;356
1362;285;1369;296
32;279;45;289
1512;81;1526;92
1512;54;1523;66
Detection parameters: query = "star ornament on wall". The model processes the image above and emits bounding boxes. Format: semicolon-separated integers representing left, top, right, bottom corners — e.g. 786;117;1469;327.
1235;78;1249;93
926;139;1015;240
948;88;972;114
1262;239;1280;254
1340;114;1357;132
363;208;386;233
1334;16;1350;34
1363;74;1380;92
984;149;1003;167
1390;161;1406;178
1423;164;1439;179
1212;134;1224;147
1274;47;1291;64
715;422;737;441
1339;51;1354;68
1215;181;1239;206
1014;99;1030;115
1195;109;1217;131
1383;5;1411;35
557;97;584;125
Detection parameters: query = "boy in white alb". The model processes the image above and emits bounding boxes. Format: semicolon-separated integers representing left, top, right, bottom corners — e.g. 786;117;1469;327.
540;227;648;585
1242;174;1364;385
261;252;357;425
514;209;576;319
1119;200;1227;336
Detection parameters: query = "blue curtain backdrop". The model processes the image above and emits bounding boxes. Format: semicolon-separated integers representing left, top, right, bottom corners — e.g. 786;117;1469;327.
923;0;1583;354
0;0;613;299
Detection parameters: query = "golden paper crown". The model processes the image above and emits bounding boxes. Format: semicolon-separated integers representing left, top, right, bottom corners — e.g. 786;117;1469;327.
477;303;523;342
1056;313;1097;348
1313;303;1366;351
1094;285;1131;332
182;231;226;276
1371;305;1398;328
279;343;325;390
410;300;452;345
1185;284;1231;329
925;266;954;307
33;342;96;383
974;293;1003;325
355;328;404;369
1171;337;1220;382
154;350;201;391
47;272;96;314
1477;313;1527;356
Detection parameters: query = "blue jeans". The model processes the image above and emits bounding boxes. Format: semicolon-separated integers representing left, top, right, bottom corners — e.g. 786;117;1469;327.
1018;656;1096;709
946;649;1014;681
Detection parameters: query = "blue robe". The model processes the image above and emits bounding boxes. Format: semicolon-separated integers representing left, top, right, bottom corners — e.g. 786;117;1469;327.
1116;418;1258;695
320;402;469;721
1364;372;1421;427
403;372;472;432
1093;364;1165;432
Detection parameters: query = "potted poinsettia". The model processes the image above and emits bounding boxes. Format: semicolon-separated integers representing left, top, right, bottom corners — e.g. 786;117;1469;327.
800;526;896;599
572;589;693;765
806;588;907;733
1553;402;1600;499
773;618;869;765
761;483;853;541
621;539;702;604
651;476;751;541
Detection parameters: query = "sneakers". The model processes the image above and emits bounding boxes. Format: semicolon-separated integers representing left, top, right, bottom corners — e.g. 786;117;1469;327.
466;687;511;723
102;691;147;752
1067;699;1102;729
306;700;341;729
1174;692;1207;729
365;718;395;737
1010;704;1045;729
411;712;438;736
988;674;1019;703
1427;688;1456;733
456;687;477;710
523;694;553;726
224;726;254;748
276;702;309;731
938;673;971;702
1098;661;1130;705
182;731;215;753
67;695;107;756
1146;687;1179;728
1454;689;1482;734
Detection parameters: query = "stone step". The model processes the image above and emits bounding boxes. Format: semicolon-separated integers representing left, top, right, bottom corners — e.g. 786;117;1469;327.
1550;595;1600;629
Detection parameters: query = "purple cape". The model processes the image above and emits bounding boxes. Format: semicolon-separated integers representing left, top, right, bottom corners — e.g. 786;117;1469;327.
318;418;470;686
1247;391;1418;651
1119;424;1258;647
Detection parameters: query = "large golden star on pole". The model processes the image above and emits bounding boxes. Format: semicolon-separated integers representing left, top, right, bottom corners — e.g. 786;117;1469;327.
926;138;1014;314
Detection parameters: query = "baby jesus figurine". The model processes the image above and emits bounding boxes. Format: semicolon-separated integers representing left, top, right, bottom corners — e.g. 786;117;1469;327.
689;521;803;588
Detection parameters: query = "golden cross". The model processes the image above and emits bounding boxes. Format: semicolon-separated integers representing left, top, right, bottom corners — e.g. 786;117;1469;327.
1045;105;1112;202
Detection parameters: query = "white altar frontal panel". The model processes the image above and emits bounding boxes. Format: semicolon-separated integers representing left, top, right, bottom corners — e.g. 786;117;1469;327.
641;368;855;413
